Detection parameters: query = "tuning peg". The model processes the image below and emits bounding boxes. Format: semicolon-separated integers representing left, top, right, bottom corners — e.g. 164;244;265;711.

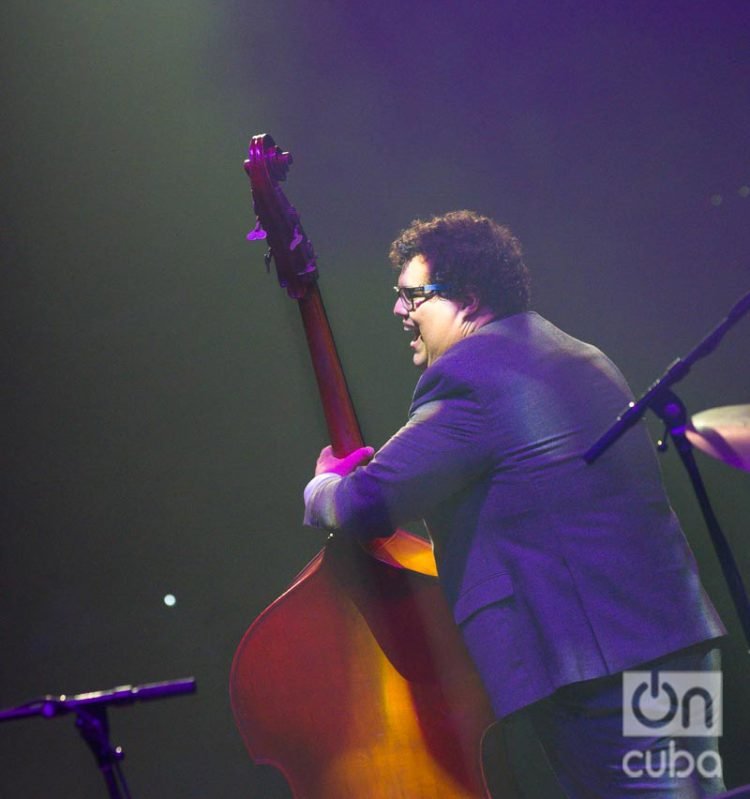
247;219;267;241
268;147;292;182
290;225;303;251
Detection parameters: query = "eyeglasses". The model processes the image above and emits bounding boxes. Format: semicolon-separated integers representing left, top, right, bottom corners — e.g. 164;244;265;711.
393;283;450;311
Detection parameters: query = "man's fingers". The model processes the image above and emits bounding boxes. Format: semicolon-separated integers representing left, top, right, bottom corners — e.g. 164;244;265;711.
341;446;375;471
316;445;375;476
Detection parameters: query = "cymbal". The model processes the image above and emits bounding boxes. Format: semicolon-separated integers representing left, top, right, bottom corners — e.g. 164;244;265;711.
685;404;750;472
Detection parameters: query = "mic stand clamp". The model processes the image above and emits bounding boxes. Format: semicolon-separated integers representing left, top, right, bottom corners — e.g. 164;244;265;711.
74;704;128;799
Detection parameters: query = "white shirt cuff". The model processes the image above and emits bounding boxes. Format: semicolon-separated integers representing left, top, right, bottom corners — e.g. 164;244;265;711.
303;472;341;528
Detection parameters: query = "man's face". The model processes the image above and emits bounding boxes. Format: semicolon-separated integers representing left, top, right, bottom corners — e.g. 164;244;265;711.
393;255;468;369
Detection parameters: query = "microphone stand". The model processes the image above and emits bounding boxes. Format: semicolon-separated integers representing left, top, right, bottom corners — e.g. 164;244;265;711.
583;289;750;651
0;677;196;798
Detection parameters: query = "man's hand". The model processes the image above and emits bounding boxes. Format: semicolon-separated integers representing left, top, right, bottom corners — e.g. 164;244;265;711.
315;445;375;476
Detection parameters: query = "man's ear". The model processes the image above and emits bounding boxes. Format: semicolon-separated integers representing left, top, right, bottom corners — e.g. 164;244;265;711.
461;292;482;318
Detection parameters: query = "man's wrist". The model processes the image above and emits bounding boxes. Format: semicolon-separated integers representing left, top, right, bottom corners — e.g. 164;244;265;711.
303;472;341;505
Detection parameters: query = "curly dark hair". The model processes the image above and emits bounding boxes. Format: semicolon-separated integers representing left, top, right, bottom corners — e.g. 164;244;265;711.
389;210;531;318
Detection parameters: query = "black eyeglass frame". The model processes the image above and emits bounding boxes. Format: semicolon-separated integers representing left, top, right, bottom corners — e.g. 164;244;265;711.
393;283;451;311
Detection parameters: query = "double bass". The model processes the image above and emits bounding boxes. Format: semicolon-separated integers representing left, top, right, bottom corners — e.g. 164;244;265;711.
229;134;517;798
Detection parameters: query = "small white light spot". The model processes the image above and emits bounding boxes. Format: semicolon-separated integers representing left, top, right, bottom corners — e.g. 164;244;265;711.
738;185;750;198
163;594;176;607
710;194;723;207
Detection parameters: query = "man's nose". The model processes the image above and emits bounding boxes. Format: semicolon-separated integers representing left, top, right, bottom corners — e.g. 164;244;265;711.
393;295;409;318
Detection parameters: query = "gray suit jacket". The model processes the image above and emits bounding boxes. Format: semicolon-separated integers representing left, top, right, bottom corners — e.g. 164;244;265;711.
305;311;724;717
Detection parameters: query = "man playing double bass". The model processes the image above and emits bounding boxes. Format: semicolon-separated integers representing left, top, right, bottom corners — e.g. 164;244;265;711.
303;210;725;798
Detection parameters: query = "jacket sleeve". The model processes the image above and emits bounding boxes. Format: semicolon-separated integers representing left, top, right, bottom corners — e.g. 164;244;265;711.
303;362;495;539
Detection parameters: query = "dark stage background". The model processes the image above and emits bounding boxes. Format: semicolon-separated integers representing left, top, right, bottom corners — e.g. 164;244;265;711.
1;2;748;796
